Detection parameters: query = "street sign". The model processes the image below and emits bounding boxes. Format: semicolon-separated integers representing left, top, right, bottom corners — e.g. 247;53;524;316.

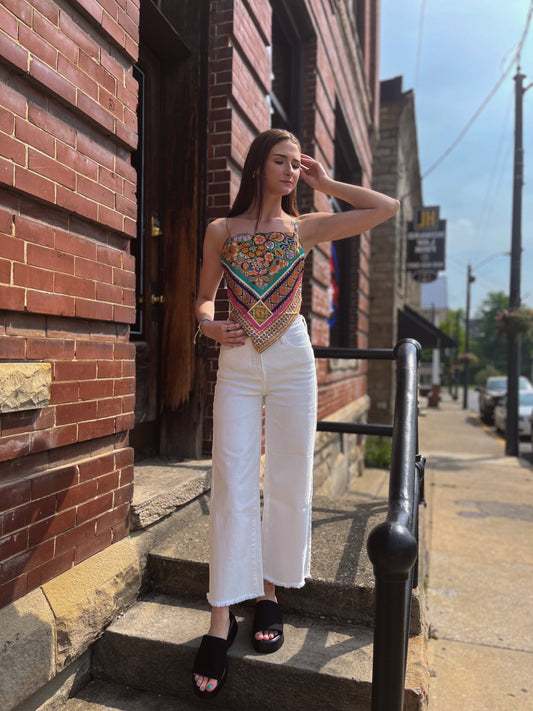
412;269;439;283
406;205;446;280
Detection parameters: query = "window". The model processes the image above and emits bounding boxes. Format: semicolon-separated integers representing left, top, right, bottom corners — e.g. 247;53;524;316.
353;0;366;55
329;105;362;348
270;0;309;132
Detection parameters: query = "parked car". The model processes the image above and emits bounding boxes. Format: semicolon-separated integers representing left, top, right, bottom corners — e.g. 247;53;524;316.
493;390;533;438
477;375;533;424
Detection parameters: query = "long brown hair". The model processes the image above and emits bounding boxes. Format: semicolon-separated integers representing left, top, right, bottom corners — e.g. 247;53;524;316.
228;129;301;224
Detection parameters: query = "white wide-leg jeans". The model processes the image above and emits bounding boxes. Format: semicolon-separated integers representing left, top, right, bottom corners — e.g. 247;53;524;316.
208;316;317;607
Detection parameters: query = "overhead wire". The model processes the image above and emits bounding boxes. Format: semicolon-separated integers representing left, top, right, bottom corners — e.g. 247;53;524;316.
515;0;533;66
413;0;427;90
421;0;533;180
394;1;533;312
469;87;514;256
422;70;514;181
412;0;533;304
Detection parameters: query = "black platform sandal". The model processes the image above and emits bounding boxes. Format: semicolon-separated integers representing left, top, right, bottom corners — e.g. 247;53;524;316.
192;611;238;699
252;599;284;654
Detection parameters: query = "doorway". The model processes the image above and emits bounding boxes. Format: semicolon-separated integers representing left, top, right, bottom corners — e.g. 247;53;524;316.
129;43;164;460
130;1;209;462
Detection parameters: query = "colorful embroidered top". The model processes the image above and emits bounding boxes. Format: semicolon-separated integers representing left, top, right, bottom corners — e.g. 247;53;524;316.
221;220;305;352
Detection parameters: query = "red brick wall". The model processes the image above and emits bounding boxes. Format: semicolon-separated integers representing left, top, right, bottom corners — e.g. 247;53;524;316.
201;0;272;451
0;0;139;608
201;0;380;450
297;0;376;423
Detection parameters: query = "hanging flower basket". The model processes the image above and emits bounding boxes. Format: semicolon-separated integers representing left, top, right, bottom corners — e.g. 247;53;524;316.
495;308;533;337
458;352;479;368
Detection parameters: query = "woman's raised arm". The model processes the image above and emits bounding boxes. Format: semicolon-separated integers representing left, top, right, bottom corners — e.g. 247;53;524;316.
298;154;400;251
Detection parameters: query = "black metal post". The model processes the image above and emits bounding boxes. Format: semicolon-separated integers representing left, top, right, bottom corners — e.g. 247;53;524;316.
462;265;475;409
367;339;420;711
368;524;417;711
454;310;460;398
314;339;423;710
506;71;525;456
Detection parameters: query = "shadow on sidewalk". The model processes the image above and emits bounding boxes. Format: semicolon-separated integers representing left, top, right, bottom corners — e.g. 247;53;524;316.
427;453;514;471
465;414;485;428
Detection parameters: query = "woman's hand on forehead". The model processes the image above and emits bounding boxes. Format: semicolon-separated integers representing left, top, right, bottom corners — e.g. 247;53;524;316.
299;154;328;186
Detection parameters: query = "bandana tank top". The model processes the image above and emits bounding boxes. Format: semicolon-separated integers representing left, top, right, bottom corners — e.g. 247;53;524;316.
221;220;305;352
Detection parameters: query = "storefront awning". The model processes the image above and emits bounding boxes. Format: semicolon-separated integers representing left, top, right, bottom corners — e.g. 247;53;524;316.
397;305;456;349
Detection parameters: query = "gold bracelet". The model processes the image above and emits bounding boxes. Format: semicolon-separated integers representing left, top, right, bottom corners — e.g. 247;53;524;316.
193;318;213;344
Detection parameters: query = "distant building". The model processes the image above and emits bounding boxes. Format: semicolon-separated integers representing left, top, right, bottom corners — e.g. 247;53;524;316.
420;276;450;327
367;76;422;423
368;77;455;423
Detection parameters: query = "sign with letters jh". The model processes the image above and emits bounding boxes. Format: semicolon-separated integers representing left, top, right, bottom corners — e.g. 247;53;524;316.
406;206;446;283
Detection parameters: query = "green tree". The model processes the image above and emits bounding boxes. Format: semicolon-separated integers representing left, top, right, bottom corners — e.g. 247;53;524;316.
437;308;465;395
471;291;533;379
439;308;465;352
472;291;509;373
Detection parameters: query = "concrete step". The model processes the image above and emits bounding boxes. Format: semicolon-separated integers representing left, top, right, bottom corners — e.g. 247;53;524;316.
147;493;424;634
131;458;212;530
63;679;231;710
89;594;427;711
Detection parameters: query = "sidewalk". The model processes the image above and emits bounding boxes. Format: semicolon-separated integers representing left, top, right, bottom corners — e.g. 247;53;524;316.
419;395;533;710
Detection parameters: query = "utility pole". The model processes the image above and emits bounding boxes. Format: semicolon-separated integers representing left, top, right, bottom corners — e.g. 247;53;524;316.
462;264;475;409
506;70;527;456
463;264;476;410
454;309;460;398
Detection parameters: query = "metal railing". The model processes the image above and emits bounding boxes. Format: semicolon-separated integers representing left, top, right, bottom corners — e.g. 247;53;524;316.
313;338;425;711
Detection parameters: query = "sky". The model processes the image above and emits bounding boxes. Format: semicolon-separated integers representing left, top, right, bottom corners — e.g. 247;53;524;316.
379;0;533;316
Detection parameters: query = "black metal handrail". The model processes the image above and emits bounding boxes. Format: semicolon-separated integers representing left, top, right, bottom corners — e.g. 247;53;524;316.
313;338;424;711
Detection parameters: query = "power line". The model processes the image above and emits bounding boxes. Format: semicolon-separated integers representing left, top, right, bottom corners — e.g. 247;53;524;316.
421;0;533;181
470;87;514;255
414;0;427;90
422;71;513;180
446;254;469;271
516;0;533;66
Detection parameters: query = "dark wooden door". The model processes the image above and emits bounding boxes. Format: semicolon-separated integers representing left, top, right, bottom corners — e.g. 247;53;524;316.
130;43;165;459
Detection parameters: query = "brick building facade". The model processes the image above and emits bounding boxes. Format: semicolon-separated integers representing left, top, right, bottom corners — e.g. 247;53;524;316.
0;0;139;610
0;0;384;619
367;76;423;423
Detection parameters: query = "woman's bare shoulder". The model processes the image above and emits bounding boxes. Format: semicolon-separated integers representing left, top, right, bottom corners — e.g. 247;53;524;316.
208;217;228;233
204;217;229;243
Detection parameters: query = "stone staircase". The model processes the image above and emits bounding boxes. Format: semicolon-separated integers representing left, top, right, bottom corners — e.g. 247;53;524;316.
63;466;429;711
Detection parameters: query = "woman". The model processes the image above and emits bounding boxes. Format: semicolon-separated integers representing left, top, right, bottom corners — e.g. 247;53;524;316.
192;129;399;697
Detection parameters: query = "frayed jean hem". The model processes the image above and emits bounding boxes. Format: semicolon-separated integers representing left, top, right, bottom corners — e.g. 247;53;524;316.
207;577;308;607
207;590;264;608
263;575;308;589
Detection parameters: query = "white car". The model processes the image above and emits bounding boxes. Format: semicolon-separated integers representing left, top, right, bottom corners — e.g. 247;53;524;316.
493;390;533;438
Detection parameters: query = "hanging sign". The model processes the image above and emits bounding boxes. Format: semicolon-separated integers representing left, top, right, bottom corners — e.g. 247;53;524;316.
406;206;446;282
